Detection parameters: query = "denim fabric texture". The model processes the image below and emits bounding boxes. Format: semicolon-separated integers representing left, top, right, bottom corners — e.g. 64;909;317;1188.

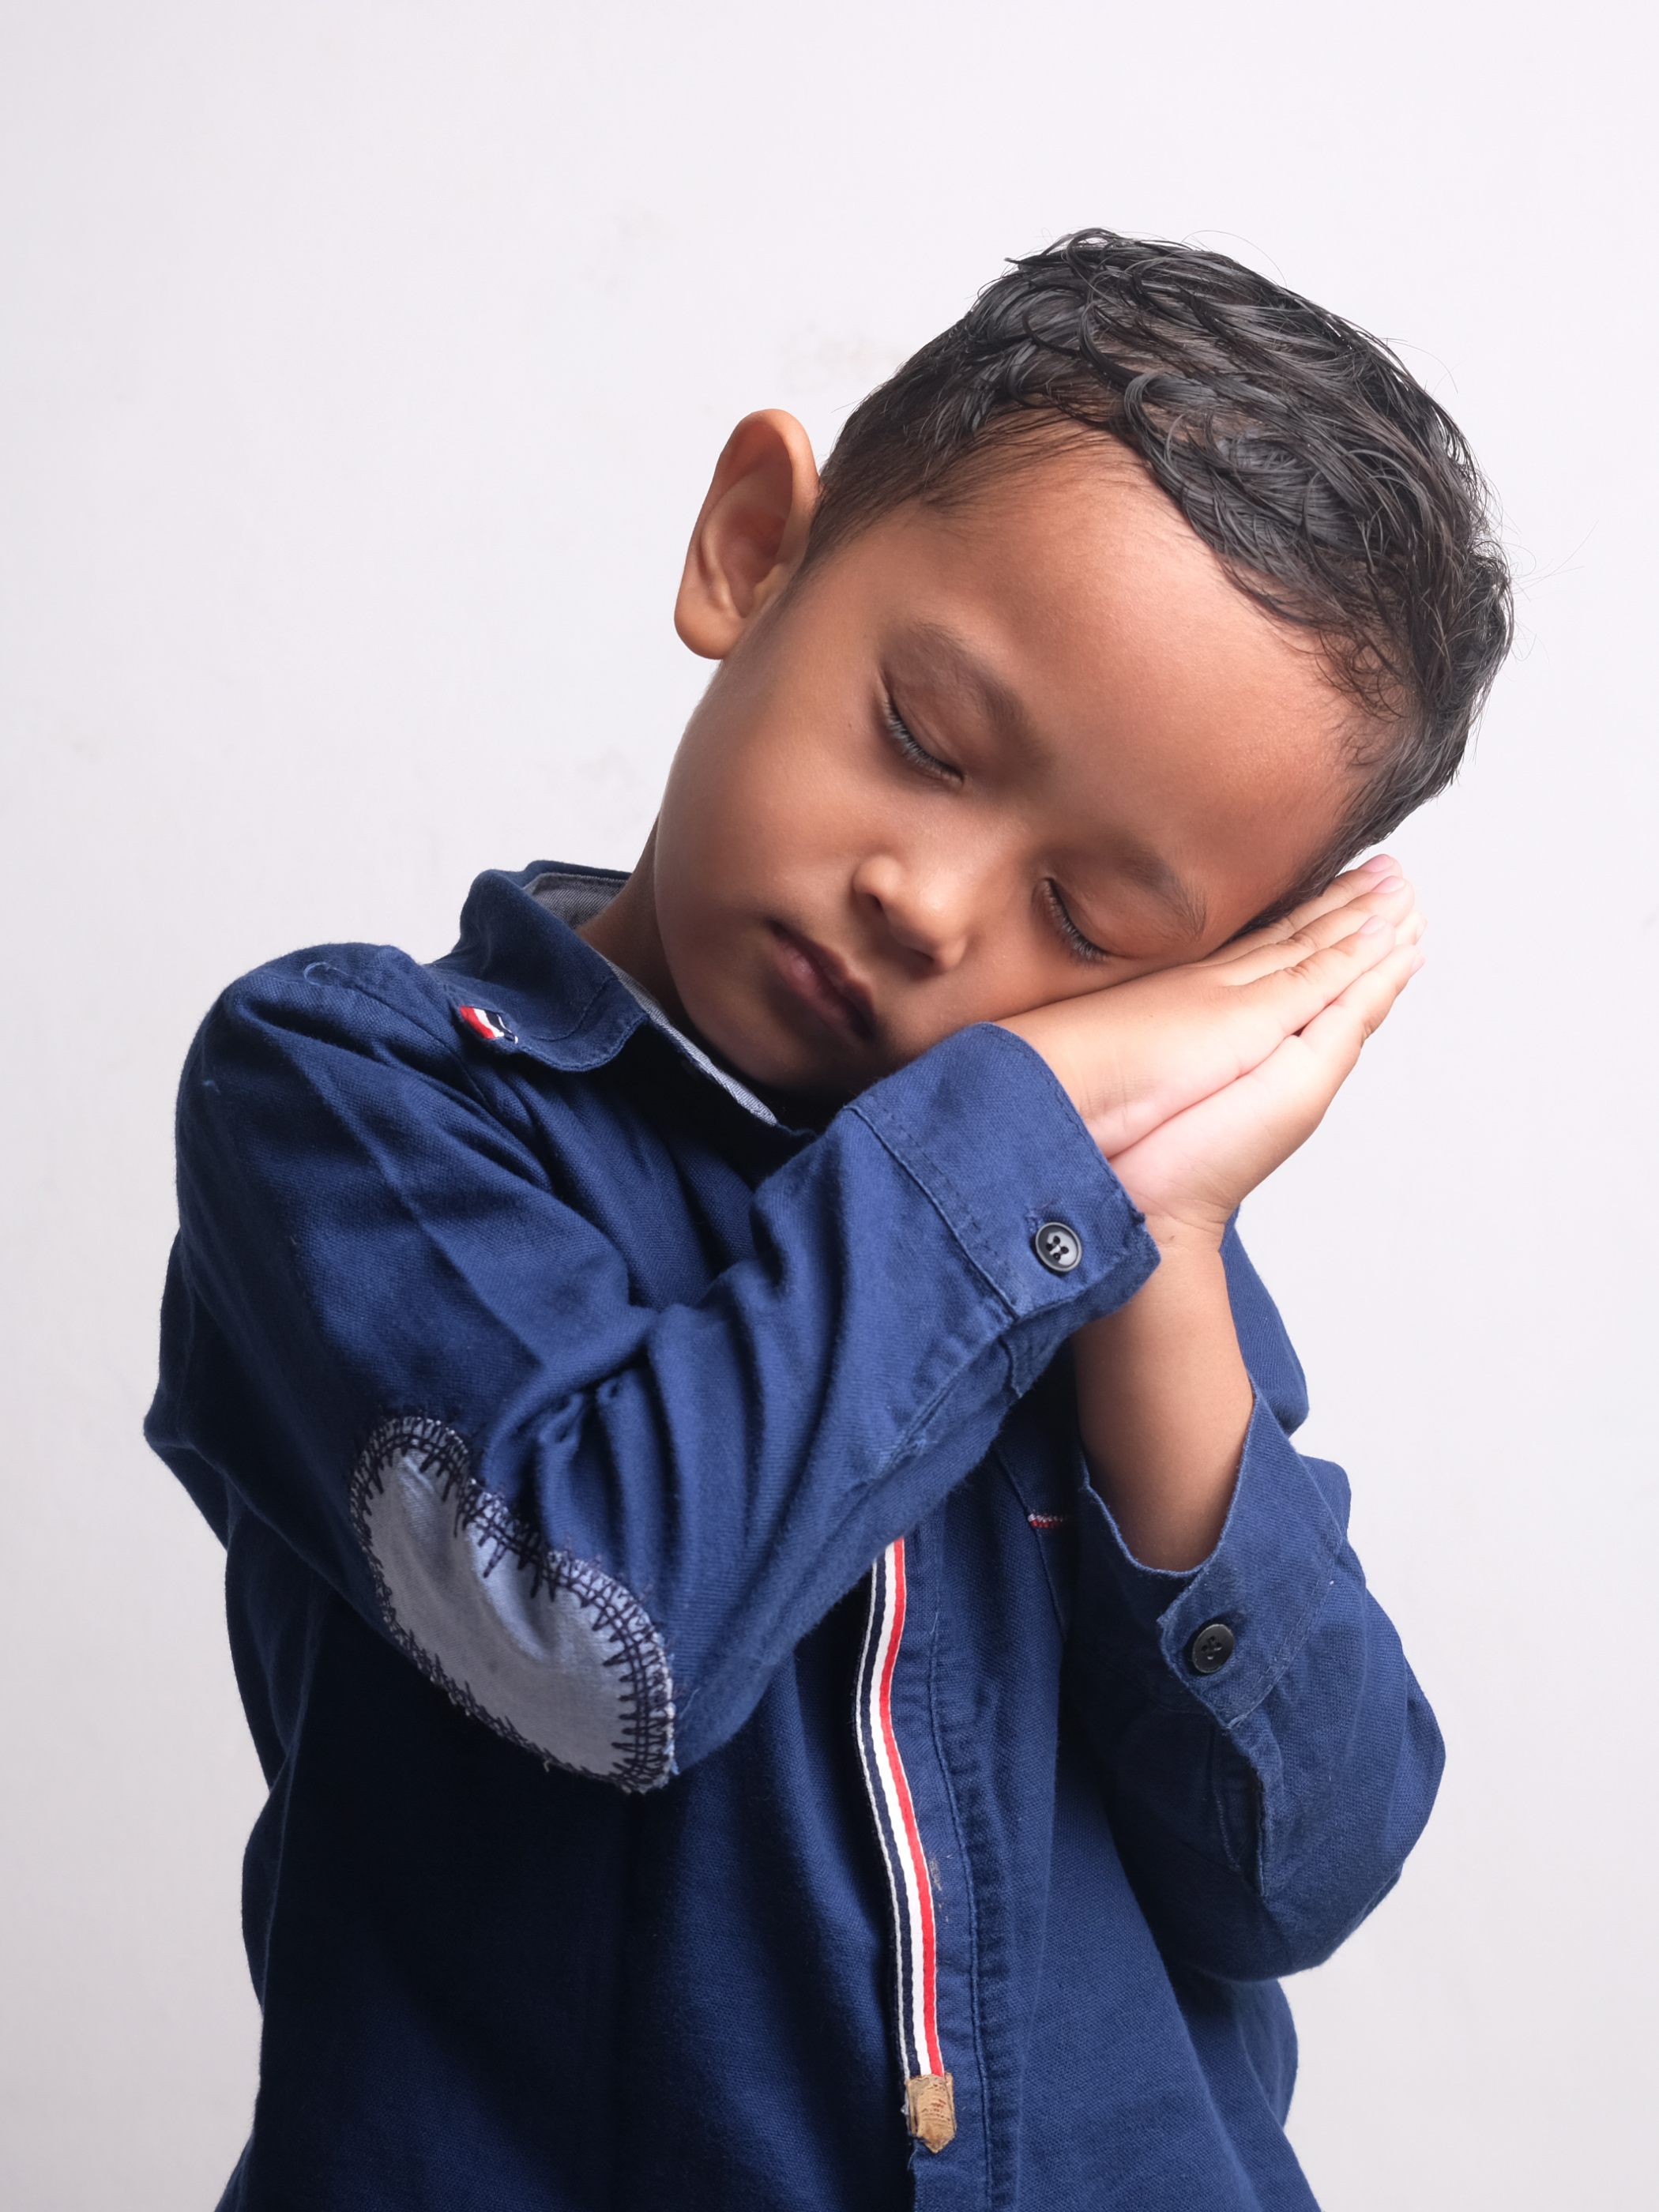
146;861;1444;2211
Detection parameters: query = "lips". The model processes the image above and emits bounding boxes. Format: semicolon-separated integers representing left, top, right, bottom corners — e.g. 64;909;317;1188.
769;924;876;1043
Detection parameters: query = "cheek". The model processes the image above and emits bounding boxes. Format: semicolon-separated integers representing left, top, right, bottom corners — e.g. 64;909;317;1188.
882;931;1083;1054
668;720;864;911
653;759;840;1036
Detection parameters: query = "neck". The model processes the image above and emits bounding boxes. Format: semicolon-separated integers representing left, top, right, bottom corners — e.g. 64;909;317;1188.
577;824;689;1026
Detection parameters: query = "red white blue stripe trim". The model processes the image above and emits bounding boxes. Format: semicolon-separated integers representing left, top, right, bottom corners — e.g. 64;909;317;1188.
856;1538;945;2090
456;1004;516;1046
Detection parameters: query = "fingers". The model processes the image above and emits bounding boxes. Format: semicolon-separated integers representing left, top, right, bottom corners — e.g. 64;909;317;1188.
1246;897;1403;993
1236;932;1425;1123
1206;874;1418;988
1267;939;1423;1115
1219;904;1417;1055
1006;859;1424;1164
1263;852;1402;942
1319;935;1426;1041
1100;931;1425;1232
1203;855;1394;961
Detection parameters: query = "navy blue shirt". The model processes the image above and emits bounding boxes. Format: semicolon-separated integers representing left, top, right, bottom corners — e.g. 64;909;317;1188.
147;861;1443;2211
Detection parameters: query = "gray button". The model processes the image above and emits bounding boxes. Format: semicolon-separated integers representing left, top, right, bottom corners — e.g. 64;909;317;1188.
1188;1621;1236;1676
1033;1221;1082;1274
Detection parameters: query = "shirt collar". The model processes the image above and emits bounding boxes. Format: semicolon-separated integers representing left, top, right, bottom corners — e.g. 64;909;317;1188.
434;861;779;1127
525;867;777;1126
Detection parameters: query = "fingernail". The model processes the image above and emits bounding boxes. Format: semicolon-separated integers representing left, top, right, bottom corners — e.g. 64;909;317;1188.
1359;853;1397;872
1360;914;1389;936
1409;949;1428;974
1367;874;1404;895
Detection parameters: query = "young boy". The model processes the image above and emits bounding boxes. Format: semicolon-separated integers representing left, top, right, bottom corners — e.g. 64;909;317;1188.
147;232;1510;2210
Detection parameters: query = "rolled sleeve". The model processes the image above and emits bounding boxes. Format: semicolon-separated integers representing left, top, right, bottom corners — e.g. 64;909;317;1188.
1067;1364;1443;1981
1074;1392;1347;1722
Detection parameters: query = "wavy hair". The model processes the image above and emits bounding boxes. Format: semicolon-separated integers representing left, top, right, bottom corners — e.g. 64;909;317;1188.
804;231;1513;898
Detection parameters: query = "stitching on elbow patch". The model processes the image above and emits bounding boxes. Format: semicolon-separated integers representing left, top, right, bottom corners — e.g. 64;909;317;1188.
349;1413;675;1793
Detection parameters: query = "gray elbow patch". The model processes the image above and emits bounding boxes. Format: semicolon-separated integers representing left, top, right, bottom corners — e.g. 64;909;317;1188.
350;1415;675;1793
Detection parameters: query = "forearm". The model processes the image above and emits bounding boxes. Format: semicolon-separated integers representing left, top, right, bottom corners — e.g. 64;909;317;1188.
1072;1232;1252;1569
1066;1395;1446;1978
1004;865;1420;1570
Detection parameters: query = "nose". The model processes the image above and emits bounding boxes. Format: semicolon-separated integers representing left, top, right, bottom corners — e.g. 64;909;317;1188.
851;850;979;972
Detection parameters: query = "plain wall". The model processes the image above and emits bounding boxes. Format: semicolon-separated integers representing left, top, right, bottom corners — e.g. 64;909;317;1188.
2;4;1655;2206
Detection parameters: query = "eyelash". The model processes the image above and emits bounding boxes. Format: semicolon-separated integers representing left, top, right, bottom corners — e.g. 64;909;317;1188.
1043;881;1112;965
883;700;961;784
883;694;1111;966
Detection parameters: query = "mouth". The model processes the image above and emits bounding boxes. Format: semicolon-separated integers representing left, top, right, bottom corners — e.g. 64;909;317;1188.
769;924;877;1044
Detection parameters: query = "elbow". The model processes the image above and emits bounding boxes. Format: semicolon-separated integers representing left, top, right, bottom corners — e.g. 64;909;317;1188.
353;1413;679;1793
1123;1680;1446;1983
1149;1854;1411;1984
1227;1684;1447;1979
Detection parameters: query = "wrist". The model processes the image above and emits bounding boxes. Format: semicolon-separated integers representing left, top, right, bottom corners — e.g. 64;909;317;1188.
1072;1246;1251;1570
1130;1205;1231;1262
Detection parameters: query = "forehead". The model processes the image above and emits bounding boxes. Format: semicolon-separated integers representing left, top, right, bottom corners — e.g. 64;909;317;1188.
834;446;1357;887
882;438;1330;708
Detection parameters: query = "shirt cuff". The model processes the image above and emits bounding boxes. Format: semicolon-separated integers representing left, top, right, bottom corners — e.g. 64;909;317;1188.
849;1023;1161;1390
1074;1390;1350;1725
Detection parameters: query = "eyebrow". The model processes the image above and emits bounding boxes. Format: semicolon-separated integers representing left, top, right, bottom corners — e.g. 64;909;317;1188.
897;622;1211;942
1108;845;1209;940
901;622;1039;751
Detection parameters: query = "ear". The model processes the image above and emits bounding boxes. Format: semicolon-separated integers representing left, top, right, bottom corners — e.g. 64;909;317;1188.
675;410;819;660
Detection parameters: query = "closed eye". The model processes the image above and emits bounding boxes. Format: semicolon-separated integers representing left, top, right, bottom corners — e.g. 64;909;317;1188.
883;698;961;784
1043;879;1112;965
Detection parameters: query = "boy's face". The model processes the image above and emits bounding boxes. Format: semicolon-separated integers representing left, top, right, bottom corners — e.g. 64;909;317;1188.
612;429;1361;1105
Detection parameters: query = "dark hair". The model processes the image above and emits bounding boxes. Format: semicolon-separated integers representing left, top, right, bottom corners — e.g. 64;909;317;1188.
805;230;1512;900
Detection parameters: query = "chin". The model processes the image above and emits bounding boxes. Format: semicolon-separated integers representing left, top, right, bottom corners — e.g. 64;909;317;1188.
682;991;805;1093
706;1007;863;1107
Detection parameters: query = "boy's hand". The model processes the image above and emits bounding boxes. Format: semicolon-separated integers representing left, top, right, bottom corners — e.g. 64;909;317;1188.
1028;860;1425;1570
999;861;1424;1250
1104;918;1421;1247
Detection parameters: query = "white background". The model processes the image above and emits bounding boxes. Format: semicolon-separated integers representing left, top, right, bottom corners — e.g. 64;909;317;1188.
2;4;1654;2206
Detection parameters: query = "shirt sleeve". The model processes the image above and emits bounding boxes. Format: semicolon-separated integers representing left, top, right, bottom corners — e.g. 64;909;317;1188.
1064;1224;1446;1980
146;948;1159;1791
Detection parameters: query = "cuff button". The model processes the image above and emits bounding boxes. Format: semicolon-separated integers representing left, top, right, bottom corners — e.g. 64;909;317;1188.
1188;1621;1236;1676
1033;1221;1083;1273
